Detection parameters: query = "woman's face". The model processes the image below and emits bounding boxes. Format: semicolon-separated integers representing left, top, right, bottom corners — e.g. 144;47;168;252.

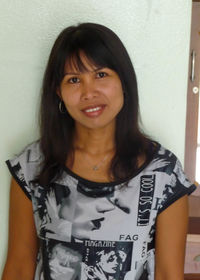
71;193;116;240
59;186;131;240
59;53;124;131
98;251;118;274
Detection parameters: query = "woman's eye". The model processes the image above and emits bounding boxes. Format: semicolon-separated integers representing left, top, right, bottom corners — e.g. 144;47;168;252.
68;77;80;83
96;72;107;78
108;256;114;262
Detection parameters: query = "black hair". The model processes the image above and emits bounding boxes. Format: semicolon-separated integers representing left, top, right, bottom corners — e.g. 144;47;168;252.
38;22;153;186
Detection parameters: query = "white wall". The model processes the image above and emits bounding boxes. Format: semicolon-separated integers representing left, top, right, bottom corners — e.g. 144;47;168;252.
0;0;192;273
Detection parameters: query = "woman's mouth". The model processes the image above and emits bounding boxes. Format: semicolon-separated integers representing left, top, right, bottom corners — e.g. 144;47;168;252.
81;105;106;118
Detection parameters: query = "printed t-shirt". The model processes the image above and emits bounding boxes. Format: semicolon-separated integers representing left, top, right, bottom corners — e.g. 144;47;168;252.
6;141;196;280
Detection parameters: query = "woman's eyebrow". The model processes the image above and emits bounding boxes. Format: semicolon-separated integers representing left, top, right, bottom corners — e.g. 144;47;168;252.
64;72;81;76
93;67;104;72
64;67;105;76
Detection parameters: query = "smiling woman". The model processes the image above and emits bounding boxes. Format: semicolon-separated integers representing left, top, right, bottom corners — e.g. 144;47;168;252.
59;56;124;131
2;23;196;280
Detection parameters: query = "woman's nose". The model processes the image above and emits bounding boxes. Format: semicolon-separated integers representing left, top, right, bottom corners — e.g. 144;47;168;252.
80;78;98;100
96;199;115;213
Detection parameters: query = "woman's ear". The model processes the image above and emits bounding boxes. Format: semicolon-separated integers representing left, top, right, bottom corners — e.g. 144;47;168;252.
56;88;62;99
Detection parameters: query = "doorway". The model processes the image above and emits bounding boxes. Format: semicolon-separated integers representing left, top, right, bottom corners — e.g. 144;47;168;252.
184;1;200;277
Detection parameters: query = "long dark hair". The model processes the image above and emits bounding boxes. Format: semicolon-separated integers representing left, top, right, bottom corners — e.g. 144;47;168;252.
38;22;152;186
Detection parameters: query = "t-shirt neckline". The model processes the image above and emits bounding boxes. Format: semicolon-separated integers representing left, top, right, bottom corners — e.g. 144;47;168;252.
63;142;160;188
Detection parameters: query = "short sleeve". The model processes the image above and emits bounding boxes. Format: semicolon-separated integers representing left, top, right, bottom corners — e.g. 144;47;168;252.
158;158;196;214
6;141;42;200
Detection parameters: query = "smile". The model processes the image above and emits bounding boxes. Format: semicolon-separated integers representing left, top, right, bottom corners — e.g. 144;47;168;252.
81;105;106;118
85;106;102;112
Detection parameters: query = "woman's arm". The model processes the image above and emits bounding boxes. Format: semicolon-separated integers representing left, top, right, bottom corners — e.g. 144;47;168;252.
155;194;189;280
1;178;39;280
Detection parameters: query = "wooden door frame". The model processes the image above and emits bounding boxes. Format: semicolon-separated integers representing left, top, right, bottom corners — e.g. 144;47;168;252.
184;1;200;182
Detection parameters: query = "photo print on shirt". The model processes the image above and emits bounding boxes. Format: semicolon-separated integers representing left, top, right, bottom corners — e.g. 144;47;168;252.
41;239;133;280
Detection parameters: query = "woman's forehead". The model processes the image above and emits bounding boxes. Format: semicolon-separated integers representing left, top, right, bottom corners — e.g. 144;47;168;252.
64;51;102;73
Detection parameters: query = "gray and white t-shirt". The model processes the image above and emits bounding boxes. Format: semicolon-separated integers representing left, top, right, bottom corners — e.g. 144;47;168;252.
6;141;196;280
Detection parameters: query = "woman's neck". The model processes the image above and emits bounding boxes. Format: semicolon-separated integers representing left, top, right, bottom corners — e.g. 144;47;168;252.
73;123;116;155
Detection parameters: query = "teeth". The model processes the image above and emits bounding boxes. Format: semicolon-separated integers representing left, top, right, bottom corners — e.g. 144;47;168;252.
85;106;101;113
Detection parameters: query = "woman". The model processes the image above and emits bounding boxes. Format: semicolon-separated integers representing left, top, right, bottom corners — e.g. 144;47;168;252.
82;245;130;280
2;22;196;280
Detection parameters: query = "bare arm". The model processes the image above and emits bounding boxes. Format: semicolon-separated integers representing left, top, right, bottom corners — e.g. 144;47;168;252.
155;195;188;280
1;178;39;280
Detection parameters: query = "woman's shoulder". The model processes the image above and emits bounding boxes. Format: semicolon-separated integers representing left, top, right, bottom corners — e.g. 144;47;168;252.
11;140;43;164
6;140;43;181
6;140;43;199
142;141;187;179
151;141;181;167
148;142;196;213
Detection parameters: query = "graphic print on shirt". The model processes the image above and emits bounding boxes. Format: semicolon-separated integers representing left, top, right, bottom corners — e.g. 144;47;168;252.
134;249;155;280
151;149;193;212
42;240;82;280
137;175;155;226
71;181;132;241
6;141;196;280
31;180;133;242
31;182;77;242
31;182;132;242
12;162;27;187
82;240;133;280
41;239;133;280
26;147;43;163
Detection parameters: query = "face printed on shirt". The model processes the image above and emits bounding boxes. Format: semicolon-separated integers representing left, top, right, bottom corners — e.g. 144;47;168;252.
70;183;131;240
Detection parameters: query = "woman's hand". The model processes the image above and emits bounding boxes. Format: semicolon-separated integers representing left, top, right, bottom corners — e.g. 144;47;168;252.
84;264;107;280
